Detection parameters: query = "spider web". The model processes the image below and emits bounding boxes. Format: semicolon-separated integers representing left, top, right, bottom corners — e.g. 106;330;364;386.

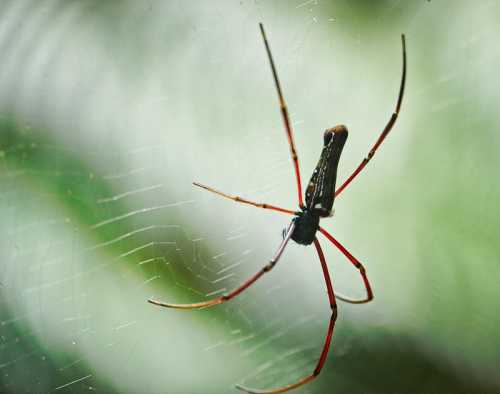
1;1;500;394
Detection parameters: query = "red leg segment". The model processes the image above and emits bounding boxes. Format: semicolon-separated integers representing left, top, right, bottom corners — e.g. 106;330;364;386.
259;23;304;208
193;182;295;216
335;34;406;198
319;226;373;304
236;238;337;394
148;221;296;310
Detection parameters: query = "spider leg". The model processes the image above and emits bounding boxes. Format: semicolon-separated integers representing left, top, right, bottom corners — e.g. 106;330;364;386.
335;34;406;198
319;226;373;304
259;23;304;208
148;221;296;310
236;238;337;394
193;182;295;216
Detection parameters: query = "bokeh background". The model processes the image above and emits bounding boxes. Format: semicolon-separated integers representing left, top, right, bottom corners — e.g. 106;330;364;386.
1;1;499;393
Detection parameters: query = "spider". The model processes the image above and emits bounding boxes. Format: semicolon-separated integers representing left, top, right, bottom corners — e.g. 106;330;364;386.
148;23;406;394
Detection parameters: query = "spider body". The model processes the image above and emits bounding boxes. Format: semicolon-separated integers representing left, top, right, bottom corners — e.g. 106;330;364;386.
290;209;320;245
148;23;406;394
292;125;348;245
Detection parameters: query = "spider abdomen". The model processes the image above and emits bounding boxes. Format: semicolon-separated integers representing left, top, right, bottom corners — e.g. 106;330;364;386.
305;125;348;217
291;210;320;245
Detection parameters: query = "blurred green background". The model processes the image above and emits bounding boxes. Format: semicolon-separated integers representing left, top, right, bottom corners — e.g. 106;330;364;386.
1;1;499;393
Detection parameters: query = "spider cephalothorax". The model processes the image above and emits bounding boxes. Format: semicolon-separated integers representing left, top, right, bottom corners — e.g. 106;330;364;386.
290;209;320;245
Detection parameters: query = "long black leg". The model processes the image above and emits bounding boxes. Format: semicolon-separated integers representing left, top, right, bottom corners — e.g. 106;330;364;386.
148;221;296;310
236;238;338;394
335;34;406;198
260;23;304;208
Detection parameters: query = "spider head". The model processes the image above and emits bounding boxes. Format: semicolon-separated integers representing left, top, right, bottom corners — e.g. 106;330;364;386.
290;209;320;246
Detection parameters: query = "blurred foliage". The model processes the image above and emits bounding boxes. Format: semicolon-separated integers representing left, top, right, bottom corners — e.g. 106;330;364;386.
1;1;500;393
